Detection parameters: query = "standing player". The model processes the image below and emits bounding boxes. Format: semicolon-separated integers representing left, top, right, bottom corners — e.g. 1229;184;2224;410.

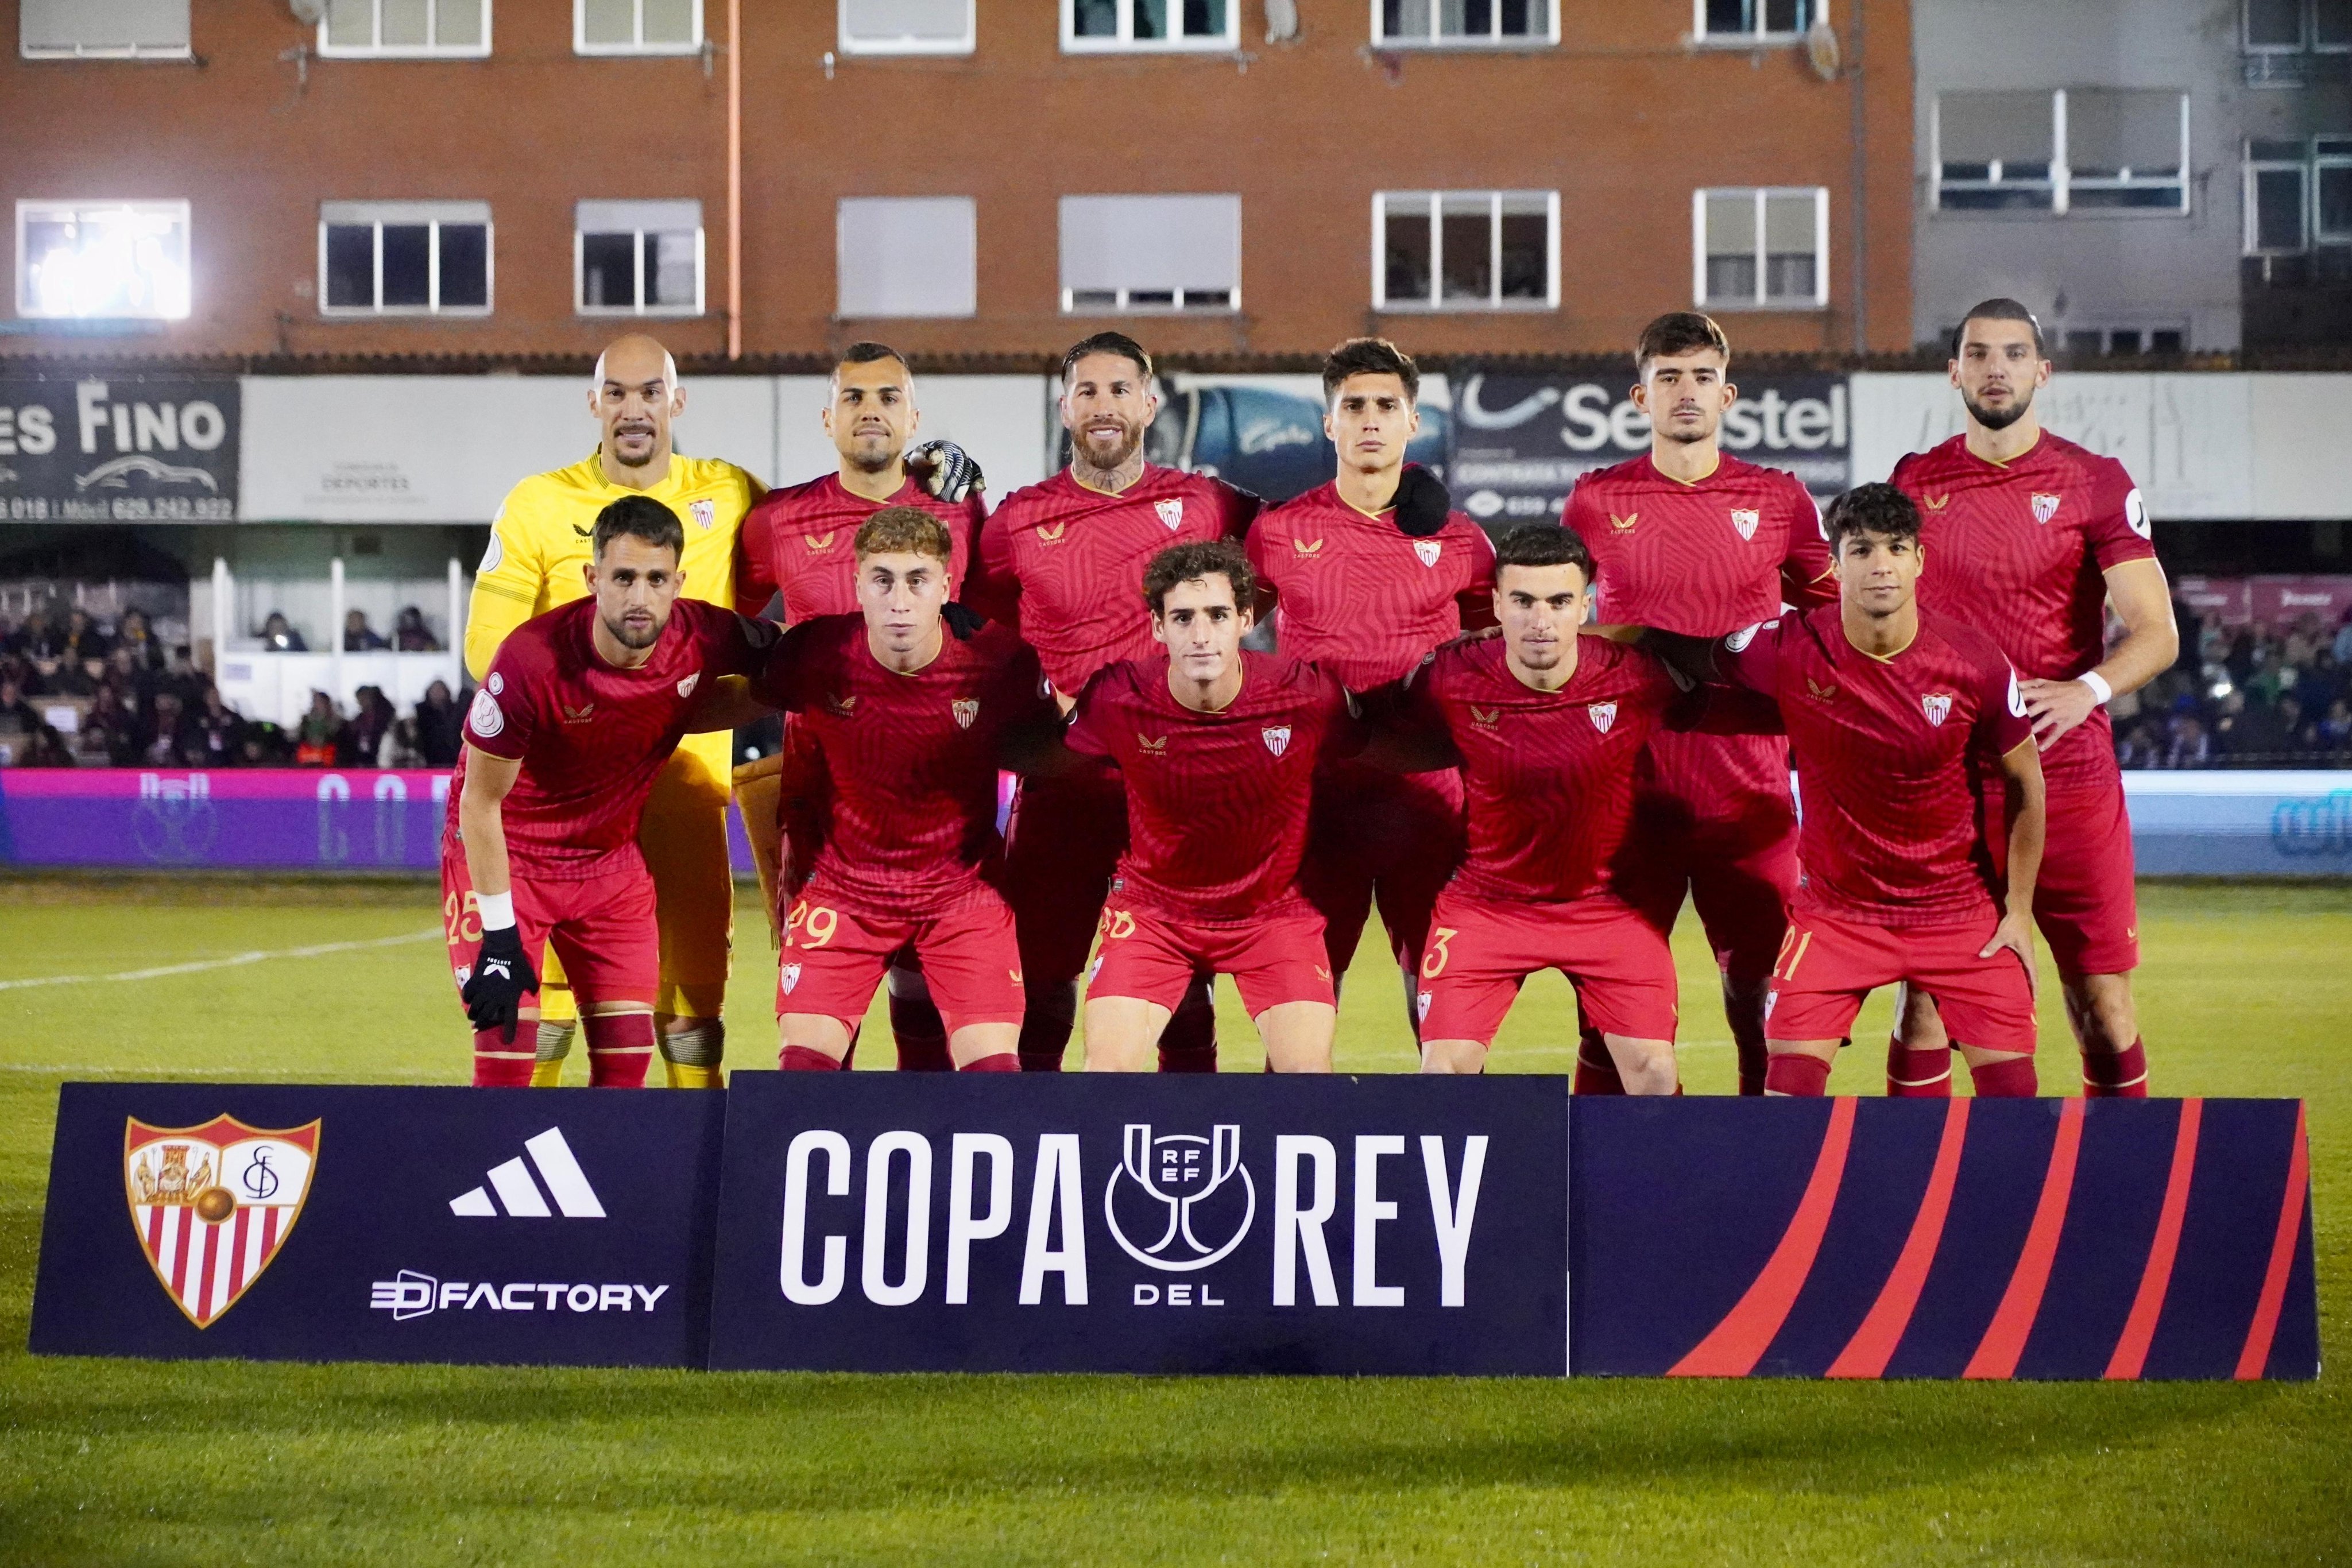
1380;524;1689;1087
1248;338;1494;1027
1650;485;2047;1097
447;497;775;1087
730;341;987;1071
467;333;763;1089
1887;300;2176;1098
1065;542;1357;1073
968;332;1262;1071
1566;312;1837;1096
744;508;1052;1074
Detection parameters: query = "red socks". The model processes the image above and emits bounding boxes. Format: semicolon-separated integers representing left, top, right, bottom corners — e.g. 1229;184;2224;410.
959;1052;1020;1072
471;1029;535;1087
582;1012;655;1087
1572;1031;1626;1095
2083;1039;2149;1097
1969;1056;2038;1097
779;1044;844;1071
1765;1054;1832;1096
1887;1036;1955;1097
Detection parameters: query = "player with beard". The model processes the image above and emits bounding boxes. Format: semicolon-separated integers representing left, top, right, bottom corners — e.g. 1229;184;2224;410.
1886;300;2176;1098
730;341;987;1072
1565;312;1836;1096
466;334;764;1089
968;333;1262;1072
1247;338;1494;1035
446;497;777;1087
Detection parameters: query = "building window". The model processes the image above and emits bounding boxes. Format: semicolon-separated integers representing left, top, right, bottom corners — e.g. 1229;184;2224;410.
1935;90;2188;215
320;0;491;57
1374;0;1558;48
2061;326;2188;356
16;200;191;320
577;201;702;316
1694;0;1816;42
1063;0;1237;53
1372;191;1557;311
2241;137;2352;253
1693;188;1827;309
20;0;189;59
319;202;491;315
2243;0;2352;83
838;198;977;318
577;0;698;53
1059;194;1240;312
841;0;974;53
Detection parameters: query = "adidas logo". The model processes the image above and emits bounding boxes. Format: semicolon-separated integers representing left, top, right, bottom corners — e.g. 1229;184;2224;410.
449;1128;606;1219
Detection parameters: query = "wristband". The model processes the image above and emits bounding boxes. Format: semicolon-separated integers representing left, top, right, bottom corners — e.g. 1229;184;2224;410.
2077;671;2113;706
474;890;516;930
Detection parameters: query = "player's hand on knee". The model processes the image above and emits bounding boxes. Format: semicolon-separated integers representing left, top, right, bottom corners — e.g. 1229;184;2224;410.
462;926;539;1043
906;440;984;504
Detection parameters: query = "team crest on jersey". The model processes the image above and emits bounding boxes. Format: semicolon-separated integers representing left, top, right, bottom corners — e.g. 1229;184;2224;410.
951;699;980;729
1589;702;1618;734
804;531;836;552
676;672;701;699
467;688;504;738
781;964;802;994
1037;522;1068;544
1137;734;1166;753
1294;538;1324;557
1413;540;1443;567
2030;492;2063;525
1922;694;1954;727
1155;499;1185;531
1609;512;1638;532
1262;726;1293;757
691;498;716;531
126;1115;319;1329
1728;508;1761;541
1923;493;1951;511
1416;990;1433;1022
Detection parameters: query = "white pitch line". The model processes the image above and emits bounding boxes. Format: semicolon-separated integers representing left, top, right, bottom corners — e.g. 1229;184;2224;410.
0;928;440;993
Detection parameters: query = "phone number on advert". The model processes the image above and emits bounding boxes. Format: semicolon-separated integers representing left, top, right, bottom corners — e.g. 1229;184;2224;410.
7;496;235;520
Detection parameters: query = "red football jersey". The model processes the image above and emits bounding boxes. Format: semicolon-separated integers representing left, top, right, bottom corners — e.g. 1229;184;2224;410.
734;474;984;623
1398;633;1693;905
1567;452;1836;636
457;598;773;878
1064;651;1360;923
755;614;1052;907
1718;606;2033;929
1891;432;2156;785
966;464;1260;696
1247;482;1497;691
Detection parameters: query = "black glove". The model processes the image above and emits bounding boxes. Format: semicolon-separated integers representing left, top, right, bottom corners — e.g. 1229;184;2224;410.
1388;464;1452;537
462;924;538;1044
942;601;987;641
905;440;985;504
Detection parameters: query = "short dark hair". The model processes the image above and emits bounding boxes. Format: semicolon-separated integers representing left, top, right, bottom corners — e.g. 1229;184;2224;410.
855;505;954;563
836;340;908;374
1951;298;2046;358
1061;331;1153;385
1492;522;1595;586
591;494;685;563
1635;312;1731;376
1142;539;1255;617
1823;483;1921;550
1321;336;1419;404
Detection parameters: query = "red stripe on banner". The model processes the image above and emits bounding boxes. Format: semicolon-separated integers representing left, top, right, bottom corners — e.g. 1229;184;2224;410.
2235;1101;2311;1381
1827;1098;1971;1379
1670;1096;1859;1377
192;1217;222;1325
2105;1098;2204;1380
225;1205;253;1300
167;1206;192;1301
1964;1097;2086;1380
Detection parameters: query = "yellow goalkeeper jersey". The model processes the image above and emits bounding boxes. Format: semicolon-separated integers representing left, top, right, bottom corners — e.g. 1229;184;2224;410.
465;449;765;793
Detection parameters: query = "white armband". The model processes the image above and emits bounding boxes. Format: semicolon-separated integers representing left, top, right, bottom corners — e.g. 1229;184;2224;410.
2077;670;2113;706
474;890;516;930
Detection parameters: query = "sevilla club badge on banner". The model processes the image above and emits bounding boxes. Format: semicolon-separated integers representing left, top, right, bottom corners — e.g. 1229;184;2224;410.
124;1116;319;1329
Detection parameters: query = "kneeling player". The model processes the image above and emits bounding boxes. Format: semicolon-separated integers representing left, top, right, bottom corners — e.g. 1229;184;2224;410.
746;507;1054;1073
1650;483;2047;1095
446;495;776;1086
1379;524;1688;1088
1065;541;1358;1072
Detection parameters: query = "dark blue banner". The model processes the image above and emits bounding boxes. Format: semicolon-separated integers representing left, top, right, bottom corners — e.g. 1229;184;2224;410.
29;1083;724;1368
707;1074;1568;1375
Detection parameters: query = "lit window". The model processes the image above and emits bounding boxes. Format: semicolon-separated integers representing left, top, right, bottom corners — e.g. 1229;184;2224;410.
20;0;189;59
1063;0;1236;53
1935;90;2188;215
1696;0;1815;42
1373;191;1556;311
576;0;699;54
1693;188;1827;309
16;201;191;320
577;201;702;316
838;198;977;318
1059;195;1239;312
319;202;492;315
840;0;973;53
320;0;491;57
1374;0;1556;48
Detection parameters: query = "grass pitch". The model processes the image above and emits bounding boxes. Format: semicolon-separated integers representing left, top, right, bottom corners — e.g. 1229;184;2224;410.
0;874;2345;1564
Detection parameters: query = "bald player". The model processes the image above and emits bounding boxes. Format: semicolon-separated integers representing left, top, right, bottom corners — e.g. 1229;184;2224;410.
467;334;765;1088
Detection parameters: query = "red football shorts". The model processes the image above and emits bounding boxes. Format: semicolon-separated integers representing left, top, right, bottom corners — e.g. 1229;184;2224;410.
2032;762;2140;978
1765;907;2037;1054
1623;727;1798;982
1086;902;1335;1018
1298;759;1465;979
1416;891;1680;1046
1000;764;1129;989
779;884;1026;1038
440;836;659;1010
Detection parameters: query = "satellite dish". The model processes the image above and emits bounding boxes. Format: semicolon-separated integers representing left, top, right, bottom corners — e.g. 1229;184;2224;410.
288;0;327;24
1805;18;1841;80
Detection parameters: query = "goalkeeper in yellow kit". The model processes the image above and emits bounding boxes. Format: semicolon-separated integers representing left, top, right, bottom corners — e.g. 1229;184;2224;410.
465;333;765;1087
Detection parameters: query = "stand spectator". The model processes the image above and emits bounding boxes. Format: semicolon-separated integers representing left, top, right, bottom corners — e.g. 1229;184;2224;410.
115;608;165;672
261;613;308;653
344;685;397;766
187;683;243;767
413;679;463;766
393;606;442;652
2115;720;2164;769
2163;714;2213;769
343;610;389;652
78;686;138;766
385;717;429;768
137;692;194;766
2333;611;2352;665
294;690;343;766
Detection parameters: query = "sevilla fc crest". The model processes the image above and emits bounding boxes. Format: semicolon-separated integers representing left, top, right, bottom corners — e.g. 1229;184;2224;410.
125;1115;319;1329
1262;725;1293;757
1728;509;1761;541
951;698;980;729
1588;702;1618;734
1922;694;1954;727
782;963;803;993
2030;492;2062;525
690;498;716;531
1155;498;1185;531
1413;540;1443;567
676;671;701;699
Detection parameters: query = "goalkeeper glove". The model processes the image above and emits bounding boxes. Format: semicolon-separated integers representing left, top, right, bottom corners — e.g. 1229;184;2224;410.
462;924;539;1044
906;440;985;504
1388;464;1452;537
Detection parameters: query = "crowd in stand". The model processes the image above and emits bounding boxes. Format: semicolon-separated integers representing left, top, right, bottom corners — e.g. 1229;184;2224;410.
2114;605;2352;768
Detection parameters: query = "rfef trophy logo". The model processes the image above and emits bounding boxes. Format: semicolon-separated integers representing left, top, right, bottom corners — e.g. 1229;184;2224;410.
1104;1124;1256;1272
124;1116;319;1328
